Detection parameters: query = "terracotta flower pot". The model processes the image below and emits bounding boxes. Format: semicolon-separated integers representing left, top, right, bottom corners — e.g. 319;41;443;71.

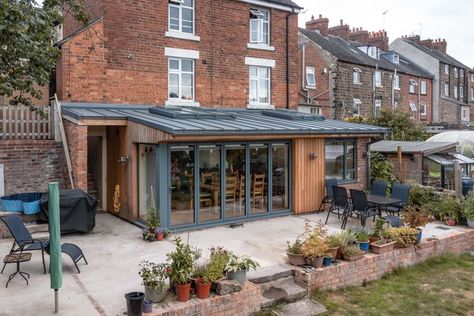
343;253;364;262
175;283;191;302
286;252;306;266
446;218;457;226
336;247;344;260
156;233;164;241
328;247;339;260
370;241;396;254
196;281;211;299
311;256;324;268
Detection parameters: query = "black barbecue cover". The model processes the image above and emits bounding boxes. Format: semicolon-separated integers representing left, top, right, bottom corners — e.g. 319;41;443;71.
39;189;97;233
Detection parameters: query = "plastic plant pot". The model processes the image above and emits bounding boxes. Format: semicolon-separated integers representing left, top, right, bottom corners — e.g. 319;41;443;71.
124;292;144;316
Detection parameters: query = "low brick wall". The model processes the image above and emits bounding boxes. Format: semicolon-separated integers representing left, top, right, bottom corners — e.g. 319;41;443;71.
294;229;474;290
147;282;261;316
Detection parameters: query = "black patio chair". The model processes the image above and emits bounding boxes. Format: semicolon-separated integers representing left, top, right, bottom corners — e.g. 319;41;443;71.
325;186;351;228
0;215;48;274
386;183;410;216
371;181;388;197
318;179;338;213
349;189;378;228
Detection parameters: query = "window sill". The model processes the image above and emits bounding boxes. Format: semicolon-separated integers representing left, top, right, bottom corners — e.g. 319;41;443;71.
353;82;362;85
247;43;275;51
394;87;400;91
247;103;275;109
375;85;383;88
165;100;200;107
306;86;316;90
165;31;200;42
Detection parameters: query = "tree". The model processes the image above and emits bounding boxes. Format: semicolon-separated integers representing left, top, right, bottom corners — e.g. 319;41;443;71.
0;0;87;110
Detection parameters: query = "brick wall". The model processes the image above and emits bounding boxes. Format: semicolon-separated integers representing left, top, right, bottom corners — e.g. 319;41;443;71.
62;0;104;38
63;120;88;191
384;153;423;183
58;0;299;109
149;282;261;316
0;140;65;195
399;74;433;123
294;228;474;291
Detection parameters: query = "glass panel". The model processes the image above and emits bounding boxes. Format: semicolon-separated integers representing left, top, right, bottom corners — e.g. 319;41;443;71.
325;142;344;180
272;144;289;211
182;60;193;72
184;0;193;7
181;86;193;100
182;73;193;87
169;59;179;70
346;143;355;180
138;145;157;221
225;145;246;218
249;66;258;77
250;144;268;214
169;6;180;30
170;146;195;226
199;146;221;222
169;73;179;86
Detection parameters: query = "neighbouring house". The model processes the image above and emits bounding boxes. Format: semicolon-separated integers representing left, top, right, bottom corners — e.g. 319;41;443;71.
390;36;474;128
54;0;388;230
298;15;434;123
370;140;474;189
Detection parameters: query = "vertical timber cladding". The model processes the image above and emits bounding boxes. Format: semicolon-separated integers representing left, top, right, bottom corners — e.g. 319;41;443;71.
292;138;325;214
106;126;128;219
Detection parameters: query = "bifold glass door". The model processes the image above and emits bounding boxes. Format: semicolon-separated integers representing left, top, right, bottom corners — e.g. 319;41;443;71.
199;145;222;223
225;145;246;218
170;146;195;226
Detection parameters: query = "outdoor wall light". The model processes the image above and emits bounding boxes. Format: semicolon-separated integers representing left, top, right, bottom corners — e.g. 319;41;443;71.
309;152;318;160
118;156;129;164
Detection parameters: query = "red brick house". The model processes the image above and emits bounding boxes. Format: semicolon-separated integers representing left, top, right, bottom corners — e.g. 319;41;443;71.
298;15;434;123
53;1;388;231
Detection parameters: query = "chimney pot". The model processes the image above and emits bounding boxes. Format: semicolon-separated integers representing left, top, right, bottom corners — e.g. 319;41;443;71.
318;14;322;19
340;19;343;26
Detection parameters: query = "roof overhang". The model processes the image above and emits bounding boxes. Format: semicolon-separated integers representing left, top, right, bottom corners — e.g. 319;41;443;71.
236;0;302;12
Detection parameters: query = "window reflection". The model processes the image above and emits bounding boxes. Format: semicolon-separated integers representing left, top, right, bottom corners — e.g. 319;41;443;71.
225;145;246;218
199;145;221;222
250;144;268;214
170;146;195;226
138;145;157;221
272;144;289;211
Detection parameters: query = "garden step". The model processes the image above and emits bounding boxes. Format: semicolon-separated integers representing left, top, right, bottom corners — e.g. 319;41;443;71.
261;277;307;308
247;264;294;284
275;298;327;316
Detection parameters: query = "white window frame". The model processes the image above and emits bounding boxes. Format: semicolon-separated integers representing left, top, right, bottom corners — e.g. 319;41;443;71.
310;107;321;115
454;67;458;78
460;85;464;98
168;0;195;35
248;66;271;108
420;103;427;116
374;99;382;117
374;71;382;87
460;69;464;78
454;86;458;99
249;8;270;46
471;73;474;83
461;107;470;122
353;98;361;116
444;64;449;75
420;80;427;95
471;87;474;100
393;74;400;90
445;83;449;97
409;102;417;118
167;57;196;105
306;66;316;89
409;79;417;94
353;68;361;84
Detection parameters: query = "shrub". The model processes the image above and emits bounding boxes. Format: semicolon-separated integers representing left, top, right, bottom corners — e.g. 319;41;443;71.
341;245;363;256
286;239;303;255
329;230;357;248
167;237;201;285
461;191;474;220
372;217;387;238
383;227;418;247
139;261;169;290
370;152;396;188
431;194;462;222
300;221;329;259
408;184;435;208
402;206;432;228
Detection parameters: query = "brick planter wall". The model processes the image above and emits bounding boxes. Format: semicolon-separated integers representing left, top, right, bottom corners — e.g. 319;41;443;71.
294;229;474;290
147;282;261;316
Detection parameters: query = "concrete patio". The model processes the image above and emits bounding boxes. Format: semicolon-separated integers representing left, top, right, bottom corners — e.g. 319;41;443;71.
0;212;468;316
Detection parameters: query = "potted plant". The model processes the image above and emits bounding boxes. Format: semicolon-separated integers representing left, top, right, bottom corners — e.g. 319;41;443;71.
402;206;432;243
155;228;164;241
356;230;370;252
143;300;153;313
300;222;329;268
138;261;169;303
329;230;357;259
327;235;340;260
225;254;260;286
383;227;418;248
370;217;387;243
167;237;201;302
461;191;474;228
196;254;227;299
341;245;364;262
143;206;160;241
322;254;333;267
370;238;396;254
286;239;305;266
432;194;462;226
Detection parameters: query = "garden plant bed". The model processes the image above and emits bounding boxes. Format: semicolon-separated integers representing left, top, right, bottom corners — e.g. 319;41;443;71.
311;254;474;315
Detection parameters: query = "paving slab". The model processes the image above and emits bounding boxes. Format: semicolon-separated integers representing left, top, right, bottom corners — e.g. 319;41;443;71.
276;299;327;316
248;264;294;284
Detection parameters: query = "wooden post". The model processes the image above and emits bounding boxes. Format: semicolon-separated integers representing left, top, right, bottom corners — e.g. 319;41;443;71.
397;146;403;182
454;160;462;197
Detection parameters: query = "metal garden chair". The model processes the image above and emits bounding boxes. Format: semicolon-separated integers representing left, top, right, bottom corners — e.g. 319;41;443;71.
318;179;338;213
349;189;378;228
386;183;411;216
370;180;388;197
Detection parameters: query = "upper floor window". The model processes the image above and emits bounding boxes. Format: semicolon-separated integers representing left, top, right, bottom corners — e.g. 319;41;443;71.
310;107;321;115
471;73;474;82
353;98;361;116
409;79;417;94
444;64;449;75
454;67;458;78
445;83;449;97
168;58;195;101
169;0;194;34
460;69;464;78
471;87;474;100
353;68;361;84
374;71;382;87
393;74;400;90
249;66;270;105
409;102;417;118
454;86;458;99
374;99;382;117
420;80;427;95
306;66;316;88
420;103;427;116
460;85;464;98
250;8;269;45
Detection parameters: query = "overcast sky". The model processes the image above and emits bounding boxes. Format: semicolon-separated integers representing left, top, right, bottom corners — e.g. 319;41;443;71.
296;0;474;68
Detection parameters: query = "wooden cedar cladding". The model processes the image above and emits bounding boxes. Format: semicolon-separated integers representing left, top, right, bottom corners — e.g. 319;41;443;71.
292;138;325;214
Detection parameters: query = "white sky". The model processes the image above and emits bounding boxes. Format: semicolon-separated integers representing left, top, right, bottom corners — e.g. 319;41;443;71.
296;0;474;68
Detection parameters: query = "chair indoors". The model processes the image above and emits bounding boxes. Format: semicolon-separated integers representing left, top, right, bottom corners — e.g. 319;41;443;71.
325;186;351;228
318;179;338;213
1;214;48;274
252;173;266;209
371;180;388;197
386;183;411;216
349;189;378;228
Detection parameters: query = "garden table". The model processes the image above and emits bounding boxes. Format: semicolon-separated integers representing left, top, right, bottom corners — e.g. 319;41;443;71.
366;194;401;217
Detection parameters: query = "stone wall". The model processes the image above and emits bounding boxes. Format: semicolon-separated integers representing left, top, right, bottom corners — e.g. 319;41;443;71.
294;228;474;291
0;140;65;195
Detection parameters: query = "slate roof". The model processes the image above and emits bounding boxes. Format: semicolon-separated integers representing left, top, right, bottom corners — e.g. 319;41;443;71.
299;28;434;78
264;0;302;9
401;39;469;69
370;140;456;155
61;102;388;136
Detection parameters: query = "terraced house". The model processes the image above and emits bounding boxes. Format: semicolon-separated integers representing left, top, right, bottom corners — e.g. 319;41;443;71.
53;0;386;231
391;36;474;128
298;15;434;122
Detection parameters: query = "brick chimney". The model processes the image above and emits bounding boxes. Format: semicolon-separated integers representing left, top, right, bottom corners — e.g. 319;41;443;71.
328;19;350;40
368;30;389;51
420;39;433;49
306;14;329;37
432;38;447;54
402;34;421;44
349;27;369;45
